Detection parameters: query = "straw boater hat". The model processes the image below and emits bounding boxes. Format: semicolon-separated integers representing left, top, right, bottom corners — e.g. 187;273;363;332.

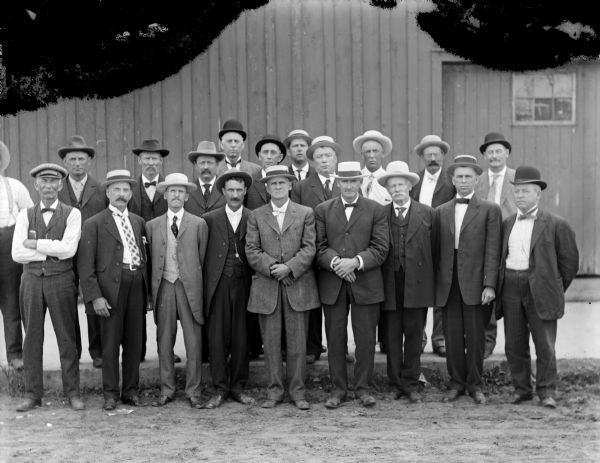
218;119;247;141
58;135;95;159
0;141;10;172
215;168;253;191
101;169;138;187
259;165;297;183
187;141;225;163
283;129;312;148
332;161;368;180
132;139;169;157
352;130;393;156
510;165;547;191
446;154;483;176
306;135;342;160
254;134;287;161
377;161;420;187
479;132;512;154
413;134;450;157
157;173;197;194
30;163;68;179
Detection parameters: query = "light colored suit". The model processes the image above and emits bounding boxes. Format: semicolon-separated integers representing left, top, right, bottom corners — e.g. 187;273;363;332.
474;168;517;220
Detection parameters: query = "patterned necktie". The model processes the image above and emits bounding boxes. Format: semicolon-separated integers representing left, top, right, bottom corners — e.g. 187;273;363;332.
115;212;141;266
203;184;211;203
395;206;406;217
171;215;179;237
488;174;499;203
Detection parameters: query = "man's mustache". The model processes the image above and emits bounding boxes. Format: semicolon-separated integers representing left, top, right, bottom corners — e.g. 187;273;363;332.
116;196;128;202
427;161;440;167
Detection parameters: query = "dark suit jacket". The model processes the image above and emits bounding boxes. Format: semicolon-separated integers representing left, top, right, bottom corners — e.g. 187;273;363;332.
202;206;253;316
244;171;269;210
78;208;149;314
216;159;262;177
433;195;502;307
496;210;579;320
184;181;226;217
291;173;340;210
315;196;389;306
128;175;168;221
410;168;456;208
474;168;517;220
382;201;435;310
288;164;316;182
58;175;108;224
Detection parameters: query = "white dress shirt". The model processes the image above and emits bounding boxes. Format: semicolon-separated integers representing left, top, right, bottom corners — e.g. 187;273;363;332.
361;167;392;205
142;174;159;202
167;208;184;234
109;204;136;264
487;167;506;205
292;164;309;181
226;157;242;170
337;195;364;271
11;199;81;263
226;204;242;232
454;192;474;249
418;169;441;207
271;199;289;230
199;177;216;195
393;198;411;219
317;173;333;192
505;207;538;270
68;174;88;202
0;175;34;228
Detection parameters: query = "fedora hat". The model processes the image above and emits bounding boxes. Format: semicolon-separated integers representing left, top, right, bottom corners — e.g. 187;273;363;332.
157;173;197;194
414;134;450;157
510;165;547;190
187;141;225;163
255;134;287;160
0;141;10;172
259;165;296;184
332;161;368;180
446;154;483;176
353;130;393;156
101;169;137;188
378;161;420;187
30;163;68;179
215;168;253;191
58;135;95;159
132;139;169;157
479;132;511;154
283;129;312;148
218;119;247;141
306;135;342;160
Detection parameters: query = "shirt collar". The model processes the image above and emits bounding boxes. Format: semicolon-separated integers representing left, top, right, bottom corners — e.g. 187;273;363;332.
271;199;290;212
362;166;385;177
318;173;332;185
341;195;359;206
488;166;507;178
167;208;184;221
517;205;539;218
293;163;309;173
42;199;59;210
225;204;242;216
425;169;441;181
142;174;159;184
199;177;216;188
393;198;411;210
69;174;88;186
109;204;129;217
455;192;475;200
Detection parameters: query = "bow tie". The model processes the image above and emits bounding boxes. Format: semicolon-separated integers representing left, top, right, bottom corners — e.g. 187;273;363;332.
272;209;285;216
518;208;538;220
344;203;357;208
41;208;55;213
144;181;157;188
455;197;470;205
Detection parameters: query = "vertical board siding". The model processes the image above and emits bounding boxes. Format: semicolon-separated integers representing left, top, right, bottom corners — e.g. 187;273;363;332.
1;0;597;273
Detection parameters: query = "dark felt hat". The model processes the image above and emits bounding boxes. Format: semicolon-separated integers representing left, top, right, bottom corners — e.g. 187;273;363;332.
218;119;247;141
132;139;169;157
510;165;547;190
215;168;253;191
254;134;287;161
446;154;483;176
58;135;95;159
479;132;511;154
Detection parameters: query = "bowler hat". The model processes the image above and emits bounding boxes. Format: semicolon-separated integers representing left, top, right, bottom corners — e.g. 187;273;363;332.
353;130;393;156
259;165;296;183
58;135;95;159
30;163;68;179
479;132;511;154
510;165;547;191
414;134;450;157
157;173;197;194
218;119;247;141
255;134;287;160
446;154;483;176
215;168;253;191
283;129;312;148
306;135;342;160
101;169;138;188
187;141;225;163
132;139;169;157
0;141;10;172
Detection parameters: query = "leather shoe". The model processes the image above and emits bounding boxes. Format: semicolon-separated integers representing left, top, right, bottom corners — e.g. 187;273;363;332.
260;399;281;409
204;394;225;409
306;354;319;364
510;392;534;404
70;396;86;411
345;354;355;364
325;396;342;409
295;399;310;410
92;357;103;369
174;354;182;363
434;346;446;357
16;398;41;412
408;391;423;404
231;392;255;405
471;391;486;405
9;358;24;369
189;396;203;409
541;397;557;408
360;395;376;407
152;395;173;407
103;398;117;411
121;395;143;407
443;389;462;402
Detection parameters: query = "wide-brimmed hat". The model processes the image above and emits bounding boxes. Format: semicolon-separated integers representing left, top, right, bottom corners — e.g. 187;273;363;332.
215;168;253;191
446;154;483;176
332;161;368;180
255;134;287;160
414;134;450;157
187;141;225;163
306;135;342;160
259;165;297;184
157;173;197;194
58;135;95;159
218;119;247;141
30;163;68;179
353;130;393;156
479;132;511;154
378;161;420;187
283;129;312;149
0;141;10;172
510;165;547;191
101;169;138;188
132;139;169;157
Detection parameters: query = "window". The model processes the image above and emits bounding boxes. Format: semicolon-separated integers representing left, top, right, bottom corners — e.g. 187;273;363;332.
512;72;576;125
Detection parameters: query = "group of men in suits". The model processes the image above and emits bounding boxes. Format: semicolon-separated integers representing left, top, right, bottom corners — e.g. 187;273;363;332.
4;122;579;412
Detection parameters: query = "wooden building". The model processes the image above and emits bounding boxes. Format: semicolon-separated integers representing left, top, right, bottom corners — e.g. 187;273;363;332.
1;0;598;274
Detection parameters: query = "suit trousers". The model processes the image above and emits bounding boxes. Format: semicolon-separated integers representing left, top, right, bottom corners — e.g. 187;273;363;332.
207;273;249;396
0;225;23;361
258;284;309;402
442;258;492;394
20;271;80;400
324;281;380;398
385;271;427;393
156;279;202;399
502;269;557;398
75;259;102;361
100;267;145;400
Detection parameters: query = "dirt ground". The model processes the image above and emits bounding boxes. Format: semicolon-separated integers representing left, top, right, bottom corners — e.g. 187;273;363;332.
1;369;599;463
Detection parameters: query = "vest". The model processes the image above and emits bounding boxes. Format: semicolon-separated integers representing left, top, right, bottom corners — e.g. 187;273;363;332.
223;219;245;278
140;188;167;222
162;219;179;283
391;208;409;272
24;203;74;276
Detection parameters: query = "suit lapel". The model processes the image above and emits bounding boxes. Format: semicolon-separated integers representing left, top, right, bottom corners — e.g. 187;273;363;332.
207;185;220;209
281;202;297;234
478;171;490;198
405;203;422;243
310;176;327;203
264;205;281;235
460;196;479;234
239;208;248;238
103;208;123;244
176;211;189;239
530;210;547;251
80;177;97;208
152;175;164;206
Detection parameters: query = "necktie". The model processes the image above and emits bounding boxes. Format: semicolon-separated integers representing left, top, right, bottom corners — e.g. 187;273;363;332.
296;169;303;181
41;208;55;213
395;206;406;217
144;181;157;188
488;174;499;203
365;175;375;197
227;160;241;168
518;208;538;221
324;179;331;199
455;197;470;205
115;213;141;267
171;215;179;237
203;184;211;203
72;181;83;201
